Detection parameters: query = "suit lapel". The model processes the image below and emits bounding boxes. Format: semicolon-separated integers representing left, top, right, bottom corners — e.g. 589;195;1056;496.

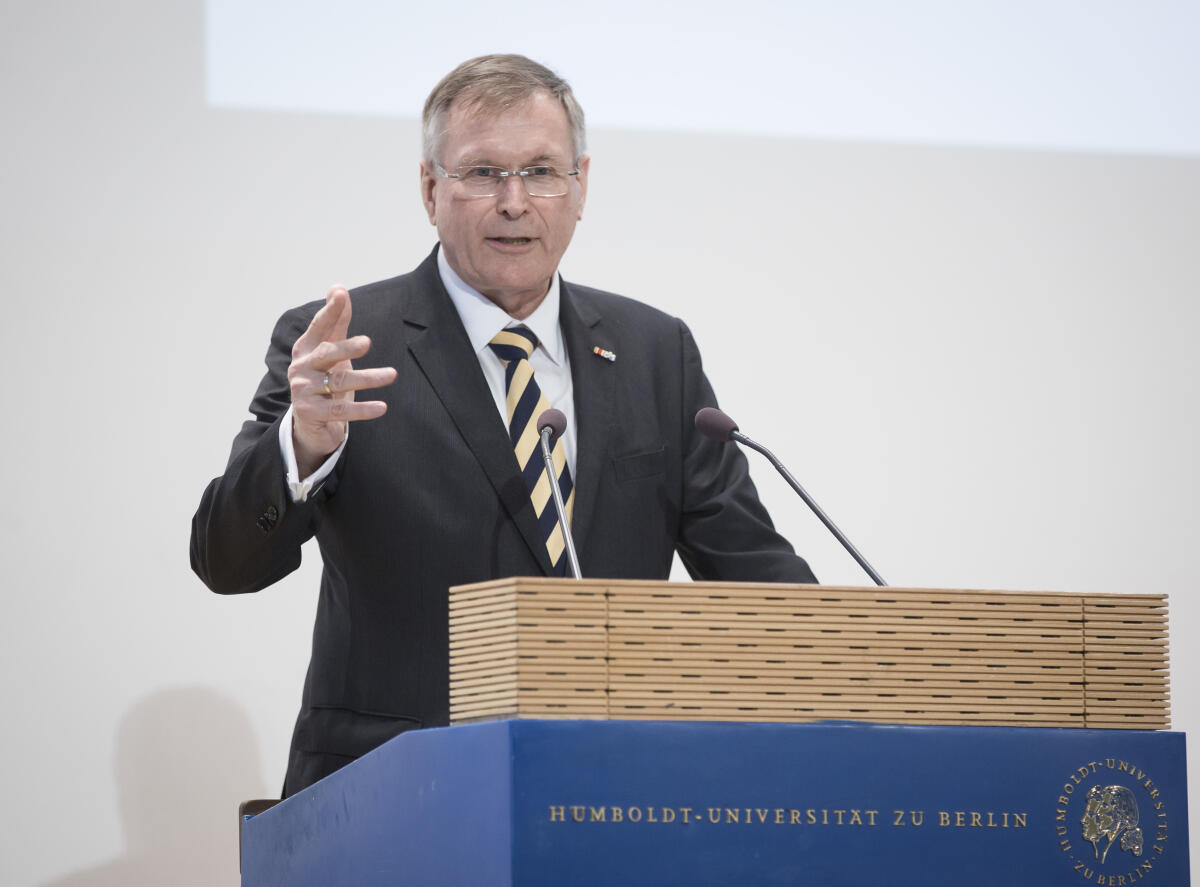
401;254;554;575
560;281;616;557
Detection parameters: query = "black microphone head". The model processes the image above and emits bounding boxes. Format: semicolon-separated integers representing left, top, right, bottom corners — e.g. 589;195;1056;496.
537;408;568;443
694;407;739;442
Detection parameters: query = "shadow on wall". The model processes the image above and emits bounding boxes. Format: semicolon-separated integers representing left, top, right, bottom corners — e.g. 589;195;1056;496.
41;686;268;887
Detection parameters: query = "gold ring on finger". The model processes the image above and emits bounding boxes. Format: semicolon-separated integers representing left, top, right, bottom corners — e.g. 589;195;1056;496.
322;373;333;396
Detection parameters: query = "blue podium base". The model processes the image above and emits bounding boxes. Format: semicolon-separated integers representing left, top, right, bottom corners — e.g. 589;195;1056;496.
242;719;1188;886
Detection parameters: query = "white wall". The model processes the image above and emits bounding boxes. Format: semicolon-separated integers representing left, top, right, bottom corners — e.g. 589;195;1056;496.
2;3;1197;886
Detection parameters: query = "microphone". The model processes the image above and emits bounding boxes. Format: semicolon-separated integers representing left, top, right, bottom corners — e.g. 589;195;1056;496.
694;407;887;586
537;409;582;579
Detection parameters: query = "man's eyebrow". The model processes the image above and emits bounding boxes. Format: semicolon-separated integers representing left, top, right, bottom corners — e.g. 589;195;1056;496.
455;153;567;168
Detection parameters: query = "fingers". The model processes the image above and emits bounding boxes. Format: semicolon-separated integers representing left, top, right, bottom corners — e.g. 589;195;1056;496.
305;334;374;371
327;284;352;343
292;285;351;359
306;396;390;424
300;366;398;400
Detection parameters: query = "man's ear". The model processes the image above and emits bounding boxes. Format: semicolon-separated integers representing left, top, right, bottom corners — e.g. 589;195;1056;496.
419;161;438;225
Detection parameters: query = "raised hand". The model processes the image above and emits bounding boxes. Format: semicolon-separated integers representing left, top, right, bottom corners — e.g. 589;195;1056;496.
287;285;397;476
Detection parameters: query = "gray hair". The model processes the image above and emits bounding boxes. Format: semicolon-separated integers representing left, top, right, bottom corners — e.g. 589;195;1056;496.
422;54;587;166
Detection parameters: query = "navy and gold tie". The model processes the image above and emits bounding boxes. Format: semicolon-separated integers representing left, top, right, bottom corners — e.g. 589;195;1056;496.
488;326;575;574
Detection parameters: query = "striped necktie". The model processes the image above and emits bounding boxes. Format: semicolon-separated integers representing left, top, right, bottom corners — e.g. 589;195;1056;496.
488;326;575;575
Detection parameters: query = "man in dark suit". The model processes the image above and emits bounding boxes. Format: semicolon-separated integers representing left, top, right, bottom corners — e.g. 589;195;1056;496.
191;54;816;796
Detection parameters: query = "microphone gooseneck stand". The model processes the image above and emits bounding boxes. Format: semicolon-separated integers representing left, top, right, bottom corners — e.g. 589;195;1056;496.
694;407;887;587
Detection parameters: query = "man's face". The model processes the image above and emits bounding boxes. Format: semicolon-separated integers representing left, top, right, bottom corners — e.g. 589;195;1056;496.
420;90;589;317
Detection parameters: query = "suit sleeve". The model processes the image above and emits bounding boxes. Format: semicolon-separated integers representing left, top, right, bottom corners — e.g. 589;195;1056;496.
673;321;818;584
190;303;329;594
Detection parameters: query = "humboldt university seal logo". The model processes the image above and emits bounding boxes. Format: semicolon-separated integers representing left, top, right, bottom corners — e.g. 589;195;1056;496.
1054;758;1172;883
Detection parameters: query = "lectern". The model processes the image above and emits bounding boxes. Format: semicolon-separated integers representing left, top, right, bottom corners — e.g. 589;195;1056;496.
241;581;1190;886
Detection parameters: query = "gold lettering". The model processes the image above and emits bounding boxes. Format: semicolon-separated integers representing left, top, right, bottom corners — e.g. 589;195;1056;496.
661;807;676;823
744;808;752;824
849;810;863;826
549;806;565;823
680;807;694;824
1118;760;1131;774
775;809;785;825
807;809;817;825
1014;813;1027;829
939;812;951;827
571;806;585;823
1058;795;1070;807
755;808;769;824
611;807;623;823
893;810;905;826
589;807;606;822
970;812;982;827
822;809;830;825
1116;876;1126;885
628;807;642;823
1002;812;1010;828
833;810;846;825
955;812;966;827
1105;758;1115;769
1077;766;1092;780
866;810;878;826
1147;787;1159;800
1064;783;1075;795
790;809;802;825
725;808;740;824
910;810;924;826
987;812;996;827
647;807;658;823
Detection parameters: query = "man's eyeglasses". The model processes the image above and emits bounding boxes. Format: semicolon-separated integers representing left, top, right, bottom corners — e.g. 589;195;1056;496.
434;163;580;198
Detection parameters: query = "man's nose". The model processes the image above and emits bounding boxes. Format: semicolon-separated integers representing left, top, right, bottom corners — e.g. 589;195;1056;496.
494;173;530;216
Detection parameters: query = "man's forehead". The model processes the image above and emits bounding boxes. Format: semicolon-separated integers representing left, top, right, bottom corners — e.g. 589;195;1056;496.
449;86;557;121
441;91;573;159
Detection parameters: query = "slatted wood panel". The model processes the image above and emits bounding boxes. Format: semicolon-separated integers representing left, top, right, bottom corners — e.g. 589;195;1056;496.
448;580;1170;729
1081;595;1170;728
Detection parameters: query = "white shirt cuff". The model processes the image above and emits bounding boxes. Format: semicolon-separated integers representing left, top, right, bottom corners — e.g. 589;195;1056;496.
279;405;347;502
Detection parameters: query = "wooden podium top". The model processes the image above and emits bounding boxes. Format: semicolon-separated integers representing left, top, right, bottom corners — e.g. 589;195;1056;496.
448;579;1169;730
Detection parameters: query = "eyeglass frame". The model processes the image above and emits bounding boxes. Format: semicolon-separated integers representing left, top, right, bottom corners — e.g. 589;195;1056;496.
432;162;581;198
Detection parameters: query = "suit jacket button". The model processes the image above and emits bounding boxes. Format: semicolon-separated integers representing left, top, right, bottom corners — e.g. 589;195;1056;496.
266;505;279;521
256;516;271;532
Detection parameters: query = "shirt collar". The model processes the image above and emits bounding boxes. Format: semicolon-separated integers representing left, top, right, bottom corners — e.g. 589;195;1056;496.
437;246;565;366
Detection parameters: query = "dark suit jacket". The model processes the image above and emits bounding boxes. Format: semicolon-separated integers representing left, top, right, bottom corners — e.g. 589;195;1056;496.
191;247;815;795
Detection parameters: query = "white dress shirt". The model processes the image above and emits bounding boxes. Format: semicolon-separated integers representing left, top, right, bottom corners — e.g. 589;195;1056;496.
281;252;576;502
